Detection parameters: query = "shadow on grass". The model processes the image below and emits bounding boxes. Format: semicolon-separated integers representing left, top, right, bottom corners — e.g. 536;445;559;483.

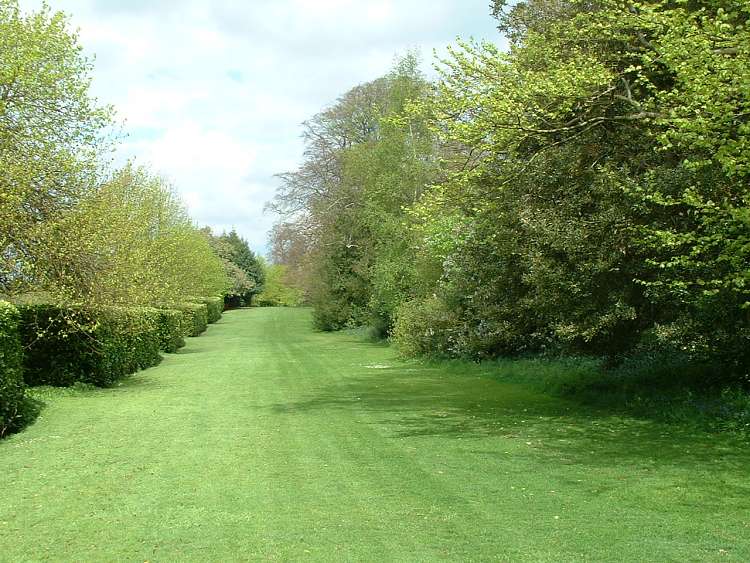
263;364;750;474
175;348;202;355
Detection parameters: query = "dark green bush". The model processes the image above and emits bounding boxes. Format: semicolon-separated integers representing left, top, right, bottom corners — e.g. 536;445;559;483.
169;303;209;337
17;304;162;387
0;301;31;437
224;294;243;309
152;309;185;353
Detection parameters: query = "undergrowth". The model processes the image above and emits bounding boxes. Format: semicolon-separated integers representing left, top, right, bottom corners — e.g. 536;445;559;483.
404;350;750;435
480;353;750;434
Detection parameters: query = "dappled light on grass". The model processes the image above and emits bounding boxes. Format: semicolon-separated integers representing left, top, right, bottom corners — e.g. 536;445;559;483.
263;362;749;470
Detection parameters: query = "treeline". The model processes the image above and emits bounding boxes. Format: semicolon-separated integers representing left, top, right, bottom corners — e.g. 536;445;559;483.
0;1;265;435
270;0;749;379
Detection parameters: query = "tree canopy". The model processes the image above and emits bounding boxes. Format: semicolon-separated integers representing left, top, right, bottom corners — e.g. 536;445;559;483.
270;2;749;377
1;1;231;310
0;0;112;293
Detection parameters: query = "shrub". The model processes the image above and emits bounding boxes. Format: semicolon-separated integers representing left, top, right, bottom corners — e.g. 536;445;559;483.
392;297;459;358
153;309;185;353
0;301;30;437
192;297;222;324
169;303;209;337
17;304;162;387
224;294;243;309
254;264;305;308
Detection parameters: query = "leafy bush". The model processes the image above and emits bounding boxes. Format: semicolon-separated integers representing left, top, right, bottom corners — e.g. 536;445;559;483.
153;309;185;353
311;297;366;332
169;303;209;337
17;304;162;387
392;297;459;358
192;297;222;324
0;301;32;437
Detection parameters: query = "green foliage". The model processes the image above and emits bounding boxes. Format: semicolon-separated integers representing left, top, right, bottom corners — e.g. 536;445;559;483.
33;165;229;308
0;2;229;404
0;0;112;293
193;297;223;324
0;300;31;436
17;304;162;387
270;53;435;332
396;1;749;370
204;227;263;306
220;230;265;304
169;303;209;337
254;264;304;307
153;309;185;353
392;297;459;358
2;3;230;346
270;4;748;382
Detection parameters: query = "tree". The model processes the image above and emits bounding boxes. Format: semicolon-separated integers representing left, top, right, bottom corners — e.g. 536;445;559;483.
269;53;435;331
0;0;112;294
255;261;305;307
33;164;229;307
396;0;748;365
219;230;265;306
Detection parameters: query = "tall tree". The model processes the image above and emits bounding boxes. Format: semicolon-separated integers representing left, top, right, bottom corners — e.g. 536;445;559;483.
395;0;749;364
269;53;435;331
0;0;112;294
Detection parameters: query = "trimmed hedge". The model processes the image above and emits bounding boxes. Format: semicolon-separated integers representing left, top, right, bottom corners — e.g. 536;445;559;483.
169;303;209;337
187;296;222;324
0;301;27;437
154;309;185;353
200;297;223;324
18;305;162;387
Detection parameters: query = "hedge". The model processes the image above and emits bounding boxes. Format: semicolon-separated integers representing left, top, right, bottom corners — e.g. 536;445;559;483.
192;296;223;324
0;301;27;437
153;309;185;353
18;304;162;387
168;303;209;337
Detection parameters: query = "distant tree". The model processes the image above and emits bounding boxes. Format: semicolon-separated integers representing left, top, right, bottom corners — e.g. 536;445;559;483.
204;228;255;305
255;261;304;307
269;52;434;331
268;220;314;300
220;230;265;306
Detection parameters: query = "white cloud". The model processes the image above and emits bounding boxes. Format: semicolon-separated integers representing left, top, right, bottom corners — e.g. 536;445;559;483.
18;0;504;253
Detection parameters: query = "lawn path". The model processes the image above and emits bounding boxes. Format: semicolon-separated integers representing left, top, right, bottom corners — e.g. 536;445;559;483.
1;308;749;561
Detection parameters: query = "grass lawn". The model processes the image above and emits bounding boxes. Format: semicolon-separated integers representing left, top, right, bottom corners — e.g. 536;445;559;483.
1;308;748;561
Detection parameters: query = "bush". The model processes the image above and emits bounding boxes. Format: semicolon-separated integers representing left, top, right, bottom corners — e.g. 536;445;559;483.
169;303;209;337
311;299;351;331
0;301;31;437
392;297;459;358
224;294;243;309
192;297;222;324
17;304;162;387
153;309;185;353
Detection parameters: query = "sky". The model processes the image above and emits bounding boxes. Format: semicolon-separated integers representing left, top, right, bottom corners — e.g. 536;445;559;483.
19;0;505;254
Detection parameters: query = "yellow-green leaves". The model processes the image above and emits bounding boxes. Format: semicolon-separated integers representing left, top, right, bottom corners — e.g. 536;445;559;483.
0;0;112;294
33;164;229;308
